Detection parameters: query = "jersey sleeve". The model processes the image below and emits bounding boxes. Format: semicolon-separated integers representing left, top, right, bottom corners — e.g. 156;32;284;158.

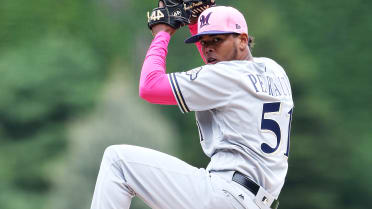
168;64;237;113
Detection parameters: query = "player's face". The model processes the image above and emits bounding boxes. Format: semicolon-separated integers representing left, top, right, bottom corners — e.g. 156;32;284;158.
199;34;240;64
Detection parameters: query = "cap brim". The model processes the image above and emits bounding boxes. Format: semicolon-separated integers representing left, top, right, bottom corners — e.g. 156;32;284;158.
184;31;238;44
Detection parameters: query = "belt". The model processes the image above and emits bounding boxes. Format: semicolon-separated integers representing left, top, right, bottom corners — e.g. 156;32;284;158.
232;171;279;209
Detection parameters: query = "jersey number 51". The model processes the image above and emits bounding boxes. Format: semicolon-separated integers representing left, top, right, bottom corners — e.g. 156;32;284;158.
260;102;293;157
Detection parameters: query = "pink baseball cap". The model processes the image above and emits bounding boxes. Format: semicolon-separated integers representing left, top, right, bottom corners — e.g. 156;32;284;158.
185;6;248;44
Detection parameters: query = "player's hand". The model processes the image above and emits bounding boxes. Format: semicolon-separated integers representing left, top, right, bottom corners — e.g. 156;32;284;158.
148;0;190;36
150;1;176;36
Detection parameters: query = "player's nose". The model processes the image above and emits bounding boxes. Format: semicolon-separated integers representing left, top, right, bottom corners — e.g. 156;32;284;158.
204;45;215;54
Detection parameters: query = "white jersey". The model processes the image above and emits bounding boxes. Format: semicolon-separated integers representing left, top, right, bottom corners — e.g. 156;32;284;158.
168;58;294;198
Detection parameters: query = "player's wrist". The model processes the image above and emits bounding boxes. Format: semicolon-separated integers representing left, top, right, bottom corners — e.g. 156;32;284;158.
151;24;176;37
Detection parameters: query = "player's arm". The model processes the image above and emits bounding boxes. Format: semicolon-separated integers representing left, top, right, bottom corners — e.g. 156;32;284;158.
140;0;191;105
139;25;177;105
140;0;215;105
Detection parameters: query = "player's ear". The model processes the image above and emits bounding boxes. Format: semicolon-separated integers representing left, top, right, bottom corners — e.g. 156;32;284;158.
238;34;249;51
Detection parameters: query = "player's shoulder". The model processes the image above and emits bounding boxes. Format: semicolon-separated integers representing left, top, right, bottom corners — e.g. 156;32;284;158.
253;57;286;73
214;57;280;68
199;61;251;77
211;59;275;74
253;57;280;67
210;60;255;70
182;57;284;77
179;61;248;82
193;60;265;78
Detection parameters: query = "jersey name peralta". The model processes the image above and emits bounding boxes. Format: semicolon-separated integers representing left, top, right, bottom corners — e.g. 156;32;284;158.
168;58;294;198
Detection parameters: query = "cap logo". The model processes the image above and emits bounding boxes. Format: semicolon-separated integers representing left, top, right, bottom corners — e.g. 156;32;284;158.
172;9;182;17
200;12;212;28
236;24;241;29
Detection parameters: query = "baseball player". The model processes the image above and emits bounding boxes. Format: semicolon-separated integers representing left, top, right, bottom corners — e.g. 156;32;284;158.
90;1;294;209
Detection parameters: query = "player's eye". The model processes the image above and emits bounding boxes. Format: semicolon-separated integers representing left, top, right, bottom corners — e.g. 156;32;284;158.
213;37;222;43
200;40;206;46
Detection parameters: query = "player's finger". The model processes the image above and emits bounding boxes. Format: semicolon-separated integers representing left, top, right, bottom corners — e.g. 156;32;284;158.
158;0;165;8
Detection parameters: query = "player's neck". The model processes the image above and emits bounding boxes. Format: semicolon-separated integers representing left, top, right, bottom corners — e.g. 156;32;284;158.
241;50;253;61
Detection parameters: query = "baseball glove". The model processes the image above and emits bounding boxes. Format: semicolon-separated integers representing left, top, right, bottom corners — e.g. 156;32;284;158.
185;0;216;18
147;0;192;29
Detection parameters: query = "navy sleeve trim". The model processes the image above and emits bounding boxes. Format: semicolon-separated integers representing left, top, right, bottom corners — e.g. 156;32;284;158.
169;73;190;113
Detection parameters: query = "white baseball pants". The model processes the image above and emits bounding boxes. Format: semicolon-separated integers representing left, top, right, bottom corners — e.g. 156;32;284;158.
90;145;260;209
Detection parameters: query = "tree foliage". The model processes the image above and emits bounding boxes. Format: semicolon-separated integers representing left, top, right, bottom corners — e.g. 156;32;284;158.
0;0;371;209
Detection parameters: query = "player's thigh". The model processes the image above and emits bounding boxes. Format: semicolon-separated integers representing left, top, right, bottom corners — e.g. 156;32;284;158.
105;144;235;209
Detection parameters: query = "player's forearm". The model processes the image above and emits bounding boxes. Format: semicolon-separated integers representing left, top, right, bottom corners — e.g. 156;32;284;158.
139;31;177;105
188;23;207;64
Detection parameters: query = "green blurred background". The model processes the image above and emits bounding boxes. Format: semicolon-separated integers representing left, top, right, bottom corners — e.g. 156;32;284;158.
0;0;371;208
